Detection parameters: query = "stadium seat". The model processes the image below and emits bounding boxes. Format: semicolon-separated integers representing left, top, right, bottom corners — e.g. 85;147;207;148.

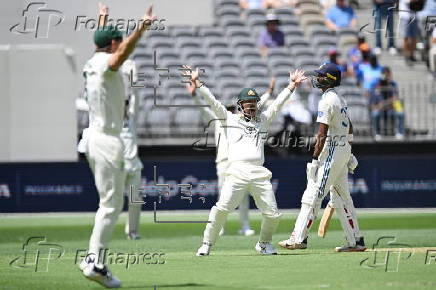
216;6;240;18
156;48;180;61
183;50;208;62
210;48;235;61
145;107;172;135
216;68;241;78
169;26;196;38
205;37;229;49
291;47;315;58
176;38;203;50
220;18;245;28
244;68;268;79
246;8;266;18
242;59;268;70
150;38;174;50
230;38;254;49
268;58;294;71
226;27;252;38
216;59;240;71
198;27;224;37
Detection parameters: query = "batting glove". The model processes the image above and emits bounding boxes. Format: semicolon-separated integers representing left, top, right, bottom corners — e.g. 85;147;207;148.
347;154;358;174
306;159;319;183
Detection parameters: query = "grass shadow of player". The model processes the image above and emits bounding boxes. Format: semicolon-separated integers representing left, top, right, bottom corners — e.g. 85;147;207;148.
121;283;208;289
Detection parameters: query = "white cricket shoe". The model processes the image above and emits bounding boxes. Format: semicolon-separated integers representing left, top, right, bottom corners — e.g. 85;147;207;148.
79;253;96;271
255;242;277;255
335;244;367;252
238;228;255;236
82;263;121;288
126;232;141;240
196;242;211;256
277;236;307;250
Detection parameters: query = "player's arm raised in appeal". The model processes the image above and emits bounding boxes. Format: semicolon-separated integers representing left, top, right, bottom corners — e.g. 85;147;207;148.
184;66;228;120
108;6;156;71
262;69;306;125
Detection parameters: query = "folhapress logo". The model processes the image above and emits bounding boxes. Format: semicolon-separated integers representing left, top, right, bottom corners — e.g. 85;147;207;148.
9;237;64;272
10;2;64;38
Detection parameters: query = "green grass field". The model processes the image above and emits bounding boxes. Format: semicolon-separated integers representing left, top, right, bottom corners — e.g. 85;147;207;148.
1;210;436;290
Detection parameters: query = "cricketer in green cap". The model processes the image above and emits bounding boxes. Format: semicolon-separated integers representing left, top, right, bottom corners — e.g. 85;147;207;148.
93;25;123;50
237;88;261;121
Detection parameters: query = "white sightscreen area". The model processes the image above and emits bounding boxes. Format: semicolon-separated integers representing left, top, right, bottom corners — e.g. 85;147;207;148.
0;45;77;162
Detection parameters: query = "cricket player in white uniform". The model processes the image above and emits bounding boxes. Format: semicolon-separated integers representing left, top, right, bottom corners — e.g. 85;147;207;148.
278;63;365;252
77;4;156;288
120;59;143;240
188;79;275;236
183;66;307;256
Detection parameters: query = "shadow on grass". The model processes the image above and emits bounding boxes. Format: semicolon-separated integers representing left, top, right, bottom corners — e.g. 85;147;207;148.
122;283;208;289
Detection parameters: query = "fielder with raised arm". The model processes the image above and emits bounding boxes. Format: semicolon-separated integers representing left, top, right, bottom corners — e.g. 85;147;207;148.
278;63;366;252
184;66;306;256
188;79;276;236
78;3;144;241
77;4;156;288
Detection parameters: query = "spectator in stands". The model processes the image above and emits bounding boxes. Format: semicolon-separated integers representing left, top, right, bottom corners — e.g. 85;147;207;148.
373;0;397;55
429;27;436;78
369;86;384;140
399;0;424;64
240;0;277;9
327;48;349;76
320;0;337;10
357;53;382;97
372;67;405;139
325;0;357;32
347;34;371;77
258;14;285;57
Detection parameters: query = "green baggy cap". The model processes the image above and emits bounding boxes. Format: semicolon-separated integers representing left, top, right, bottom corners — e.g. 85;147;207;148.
93;25;123;48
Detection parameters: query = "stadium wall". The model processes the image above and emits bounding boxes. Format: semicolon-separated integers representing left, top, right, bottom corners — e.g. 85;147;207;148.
1;156;436;212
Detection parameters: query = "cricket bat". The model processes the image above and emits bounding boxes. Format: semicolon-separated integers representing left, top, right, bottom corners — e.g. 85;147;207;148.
318;205;334;237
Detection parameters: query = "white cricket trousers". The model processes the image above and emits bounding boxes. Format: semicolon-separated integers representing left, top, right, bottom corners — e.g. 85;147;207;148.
86;130;125;265
203;174;281;245
124;169;141;235
293;143;357;245
217;161;250;231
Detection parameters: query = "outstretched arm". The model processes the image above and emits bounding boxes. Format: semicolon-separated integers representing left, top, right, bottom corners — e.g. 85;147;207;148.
108;5;156;70
262;69;306;124
183;66;228;120
258;77;275;110
187;82;218;122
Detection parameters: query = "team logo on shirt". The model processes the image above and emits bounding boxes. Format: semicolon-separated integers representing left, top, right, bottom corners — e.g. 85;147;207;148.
244;126;257;136
318;111;324;117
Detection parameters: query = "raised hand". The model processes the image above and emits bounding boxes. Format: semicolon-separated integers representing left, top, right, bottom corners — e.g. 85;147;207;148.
141;5;157;29
98;2;109;27
182;65;200;85
98;2;109;16
289;69;307;89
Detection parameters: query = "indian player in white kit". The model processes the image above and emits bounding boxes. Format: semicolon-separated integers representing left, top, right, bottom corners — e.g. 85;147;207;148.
78;4;156;288
183;66;307;256
278;63;366;252
188;79;276;236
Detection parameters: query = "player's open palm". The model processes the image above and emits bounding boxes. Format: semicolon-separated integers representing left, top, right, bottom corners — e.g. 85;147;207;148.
290;69;307;88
